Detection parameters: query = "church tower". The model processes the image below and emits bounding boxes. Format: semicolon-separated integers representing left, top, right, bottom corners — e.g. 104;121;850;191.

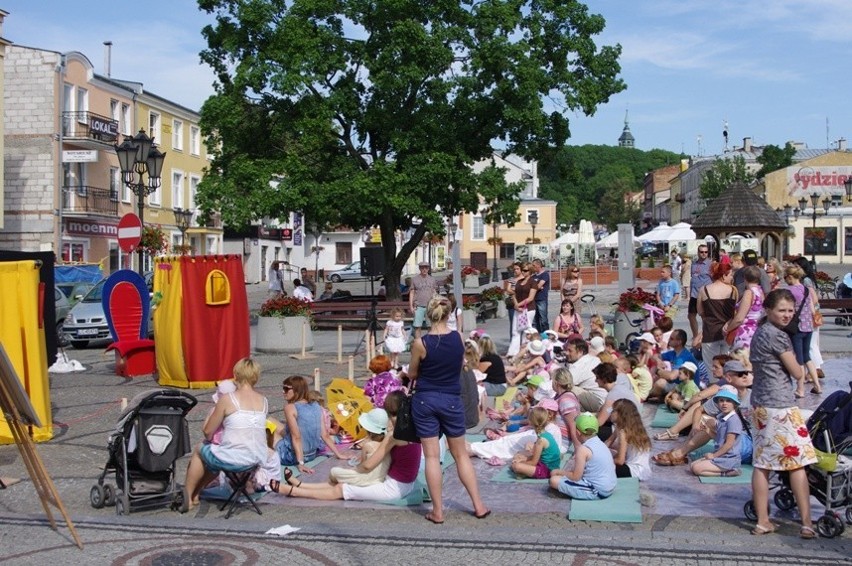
618;109;635;148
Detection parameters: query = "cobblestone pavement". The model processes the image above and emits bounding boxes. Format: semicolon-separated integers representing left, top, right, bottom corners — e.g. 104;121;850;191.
0;278;850;563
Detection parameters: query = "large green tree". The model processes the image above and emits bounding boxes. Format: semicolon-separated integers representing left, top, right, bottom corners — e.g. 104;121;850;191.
755;142;796;179
195;0;624;296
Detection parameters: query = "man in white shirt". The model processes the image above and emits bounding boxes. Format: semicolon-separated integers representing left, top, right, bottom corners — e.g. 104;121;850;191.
292;278;313;301
268;261;284;296
565;337;605;412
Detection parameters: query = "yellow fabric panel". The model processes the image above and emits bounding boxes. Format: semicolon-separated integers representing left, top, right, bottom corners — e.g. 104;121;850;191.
0;261;52;443
153;259;189;388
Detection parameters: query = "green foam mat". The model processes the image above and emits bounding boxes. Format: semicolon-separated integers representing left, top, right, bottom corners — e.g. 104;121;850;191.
698;465;753;484
568;477;642;523
650;406;679;429
283;455;329;478
489;452;574;483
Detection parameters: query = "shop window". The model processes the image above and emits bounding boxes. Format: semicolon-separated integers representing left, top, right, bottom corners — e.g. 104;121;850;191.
206;269;231;305
804;227;837;256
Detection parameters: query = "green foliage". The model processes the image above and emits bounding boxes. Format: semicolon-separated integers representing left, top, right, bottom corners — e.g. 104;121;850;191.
538;145;682;228
647;256;655;268
635;256;641;268
699;155;755;200
755;142;797;179
196;0;625;298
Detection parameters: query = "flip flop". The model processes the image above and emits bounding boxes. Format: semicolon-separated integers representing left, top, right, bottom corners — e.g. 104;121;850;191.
652;451;687;466
653;429;679;441
425;512;444;525
800;526;817;539
474;509;492;519
751;524;777;535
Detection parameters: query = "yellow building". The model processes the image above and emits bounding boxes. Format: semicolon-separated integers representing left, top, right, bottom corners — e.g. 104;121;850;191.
119;88;219;262
459;153;556;271
760;150;852;264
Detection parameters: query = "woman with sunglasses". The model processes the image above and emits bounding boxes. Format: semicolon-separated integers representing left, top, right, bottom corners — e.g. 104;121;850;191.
271;375;346;473
561;264;584;313
507;262;537;356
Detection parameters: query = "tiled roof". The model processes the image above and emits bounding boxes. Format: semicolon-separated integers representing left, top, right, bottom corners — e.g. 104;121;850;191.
691;181;787;232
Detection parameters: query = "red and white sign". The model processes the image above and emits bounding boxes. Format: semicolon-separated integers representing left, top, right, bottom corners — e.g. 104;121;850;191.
118;213;142;253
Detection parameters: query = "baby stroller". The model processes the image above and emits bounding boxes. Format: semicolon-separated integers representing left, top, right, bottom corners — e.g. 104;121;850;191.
743;382;852;538
90;389;197;515
836;273;852;326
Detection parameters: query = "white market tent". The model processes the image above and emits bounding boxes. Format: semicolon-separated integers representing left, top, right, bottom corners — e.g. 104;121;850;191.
550;232;579;248
595;231;640;249
637;223;672;242
665;222;696;241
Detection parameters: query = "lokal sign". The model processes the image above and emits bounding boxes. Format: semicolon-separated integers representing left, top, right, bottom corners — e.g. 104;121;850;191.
117;214;143;253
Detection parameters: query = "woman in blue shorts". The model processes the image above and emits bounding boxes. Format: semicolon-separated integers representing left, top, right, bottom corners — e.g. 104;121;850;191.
407;295;490;524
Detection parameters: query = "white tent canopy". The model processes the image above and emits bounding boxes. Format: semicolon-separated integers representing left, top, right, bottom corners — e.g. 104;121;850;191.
595;231;640;249
550;232;579;248
665;222;696;241
637;223;672;242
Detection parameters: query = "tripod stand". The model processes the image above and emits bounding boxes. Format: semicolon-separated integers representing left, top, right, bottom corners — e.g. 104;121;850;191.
352;297;383;358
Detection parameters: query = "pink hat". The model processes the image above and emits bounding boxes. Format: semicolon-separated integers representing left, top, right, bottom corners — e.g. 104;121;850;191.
537;398;559;412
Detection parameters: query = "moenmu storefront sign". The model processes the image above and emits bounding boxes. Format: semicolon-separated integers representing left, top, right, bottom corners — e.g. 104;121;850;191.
65;218;118;238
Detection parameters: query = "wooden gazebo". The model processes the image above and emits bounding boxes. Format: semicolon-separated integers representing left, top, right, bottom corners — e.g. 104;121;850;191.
691;181;789;259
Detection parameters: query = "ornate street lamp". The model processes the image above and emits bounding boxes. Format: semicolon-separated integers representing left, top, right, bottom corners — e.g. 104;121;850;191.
844;176;852;200
115;129;166;274
173;207;193;251
797;191;832;266
529;210;538;244
491;221;499;283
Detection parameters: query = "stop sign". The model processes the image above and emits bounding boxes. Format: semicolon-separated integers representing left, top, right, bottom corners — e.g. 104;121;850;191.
118;213;143;253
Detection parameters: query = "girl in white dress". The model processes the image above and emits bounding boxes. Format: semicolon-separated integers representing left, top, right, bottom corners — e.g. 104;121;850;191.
383;308;408;367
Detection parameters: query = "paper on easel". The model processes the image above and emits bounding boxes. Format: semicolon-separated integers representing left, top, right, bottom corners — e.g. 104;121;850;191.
265;524;301;536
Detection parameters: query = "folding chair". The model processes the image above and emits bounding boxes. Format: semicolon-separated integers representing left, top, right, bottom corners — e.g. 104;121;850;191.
220;464;262;519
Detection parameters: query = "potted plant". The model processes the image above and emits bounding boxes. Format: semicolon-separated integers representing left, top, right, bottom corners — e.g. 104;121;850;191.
613;287;658;350
461;265;480;288
256;295;314;353
461;295;479;329
478;268;491;286
139;225;169;258
480;286;507;318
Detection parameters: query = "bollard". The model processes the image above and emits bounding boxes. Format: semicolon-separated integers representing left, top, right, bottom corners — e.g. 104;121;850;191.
120;397;128;410
348;356;354;381
337;325;343;363
313;367;321;392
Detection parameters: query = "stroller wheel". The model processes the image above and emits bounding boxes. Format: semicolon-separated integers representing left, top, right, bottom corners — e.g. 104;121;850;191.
846;507;852;526
89;485;105;509
115;491;130;516
816;513;844;538
103;483;115;507
774;489;795;511
743;500;758;521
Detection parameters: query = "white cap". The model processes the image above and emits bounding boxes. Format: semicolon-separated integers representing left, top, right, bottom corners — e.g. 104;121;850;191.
589;336;606;355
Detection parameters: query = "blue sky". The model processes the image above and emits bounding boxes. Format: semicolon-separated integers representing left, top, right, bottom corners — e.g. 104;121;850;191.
3;0;850;155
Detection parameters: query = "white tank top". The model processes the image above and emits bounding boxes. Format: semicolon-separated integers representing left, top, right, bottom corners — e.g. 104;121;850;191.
209;392;269;467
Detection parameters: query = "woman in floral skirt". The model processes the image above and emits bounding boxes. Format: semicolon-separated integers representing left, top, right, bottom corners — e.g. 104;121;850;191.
748;289;818;539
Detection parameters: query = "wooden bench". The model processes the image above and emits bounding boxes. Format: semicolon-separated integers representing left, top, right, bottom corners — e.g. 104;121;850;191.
818;298;852;327
309;300;412;329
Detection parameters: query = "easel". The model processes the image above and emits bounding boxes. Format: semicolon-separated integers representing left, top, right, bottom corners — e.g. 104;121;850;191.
0;344;82;549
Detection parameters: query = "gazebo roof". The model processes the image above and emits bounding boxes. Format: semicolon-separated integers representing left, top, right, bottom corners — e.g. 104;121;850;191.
691;181;787;233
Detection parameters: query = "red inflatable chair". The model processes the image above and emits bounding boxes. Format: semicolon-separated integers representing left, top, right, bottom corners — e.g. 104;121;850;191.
102;270;155;377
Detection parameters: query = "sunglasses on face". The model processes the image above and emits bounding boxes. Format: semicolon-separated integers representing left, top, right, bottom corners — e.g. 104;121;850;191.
282;385;293;392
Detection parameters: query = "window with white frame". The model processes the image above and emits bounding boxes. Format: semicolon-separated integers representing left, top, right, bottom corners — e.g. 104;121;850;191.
110;99;119;121
109;167;120;201
121;103;131;135
206;236;218;254
172;170;185;209
76;87;88;118
172;119;183;150
472;213;485;240
149;111;161;143
189;175;200;209
190;126;200;155
149;181;161;206
117;168;130;202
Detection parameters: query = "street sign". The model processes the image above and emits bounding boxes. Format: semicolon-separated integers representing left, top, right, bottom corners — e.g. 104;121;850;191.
117;213;142;253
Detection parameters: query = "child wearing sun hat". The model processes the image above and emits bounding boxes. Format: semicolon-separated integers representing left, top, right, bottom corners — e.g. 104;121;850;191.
688;386;745;477
549;412;617;499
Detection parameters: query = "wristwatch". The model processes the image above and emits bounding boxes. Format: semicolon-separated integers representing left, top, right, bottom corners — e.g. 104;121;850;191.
298;460;305;465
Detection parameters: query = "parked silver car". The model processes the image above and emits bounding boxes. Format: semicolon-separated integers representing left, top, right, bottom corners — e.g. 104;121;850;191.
325;261;382;282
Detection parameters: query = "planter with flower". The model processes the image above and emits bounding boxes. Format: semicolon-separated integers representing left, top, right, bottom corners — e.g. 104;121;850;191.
480;286;507;318
461;295;480;329
461;265;480;288
815;270;837;298
139;225;169;258
612;288;659;350
256;295;314;353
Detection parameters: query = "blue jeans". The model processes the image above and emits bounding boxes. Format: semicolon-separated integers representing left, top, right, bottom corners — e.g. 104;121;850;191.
507;307;515;340
534;300;549;334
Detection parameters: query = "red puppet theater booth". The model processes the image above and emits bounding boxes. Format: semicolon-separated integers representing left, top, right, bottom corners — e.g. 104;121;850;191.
154;255;250;389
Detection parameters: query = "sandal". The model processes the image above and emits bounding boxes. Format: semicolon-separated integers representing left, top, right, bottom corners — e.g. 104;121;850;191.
652;451;687;466
799;525;817;539
751;523;777;535
283;467;301;488
653;429;679;441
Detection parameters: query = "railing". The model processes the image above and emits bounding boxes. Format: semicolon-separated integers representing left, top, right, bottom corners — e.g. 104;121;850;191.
61;111;120;143
62;186;119;215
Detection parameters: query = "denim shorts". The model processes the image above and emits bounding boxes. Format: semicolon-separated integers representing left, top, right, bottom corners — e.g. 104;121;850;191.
274;437;316;466
791;331;812;365
555;476;613;500
199;444;255;473
412;390;466;439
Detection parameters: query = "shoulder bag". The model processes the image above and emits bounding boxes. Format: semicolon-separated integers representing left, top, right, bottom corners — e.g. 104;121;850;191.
781;287;808;336
393;382;421;443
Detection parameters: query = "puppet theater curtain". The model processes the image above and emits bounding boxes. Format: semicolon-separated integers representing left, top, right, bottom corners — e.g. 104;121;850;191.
155;255;249;389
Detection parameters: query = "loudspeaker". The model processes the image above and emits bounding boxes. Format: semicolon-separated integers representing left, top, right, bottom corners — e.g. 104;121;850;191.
360;246;385;277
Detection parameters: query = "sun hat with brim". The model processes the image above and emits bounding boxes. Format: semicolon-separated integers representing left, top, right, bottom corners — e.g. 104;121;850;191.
418;261;430;267
358;408;389;435
574;412;599;434
589;336;605;355
212;379;236;403
844;273;852;288
638;332;657;344
679;361;698;374
542;330;559;341
526;375;545;388
537;398;559;412
713;389;740;406
723;360;748;374
527;339;547;356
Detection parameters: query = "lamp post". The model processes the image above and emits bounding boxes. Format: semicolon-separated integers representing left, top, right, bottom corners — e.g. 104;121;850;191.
797;191;832;267
529;210;538;244
424;231;432;270
449;219;461;313
173;207;193;252
115;129;166;275
491;221;499;283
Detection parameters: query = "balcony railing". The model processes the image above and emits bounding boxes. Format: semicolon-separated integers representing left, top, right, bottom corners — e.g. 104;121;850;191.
62;186;119;216
62;111;120;144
